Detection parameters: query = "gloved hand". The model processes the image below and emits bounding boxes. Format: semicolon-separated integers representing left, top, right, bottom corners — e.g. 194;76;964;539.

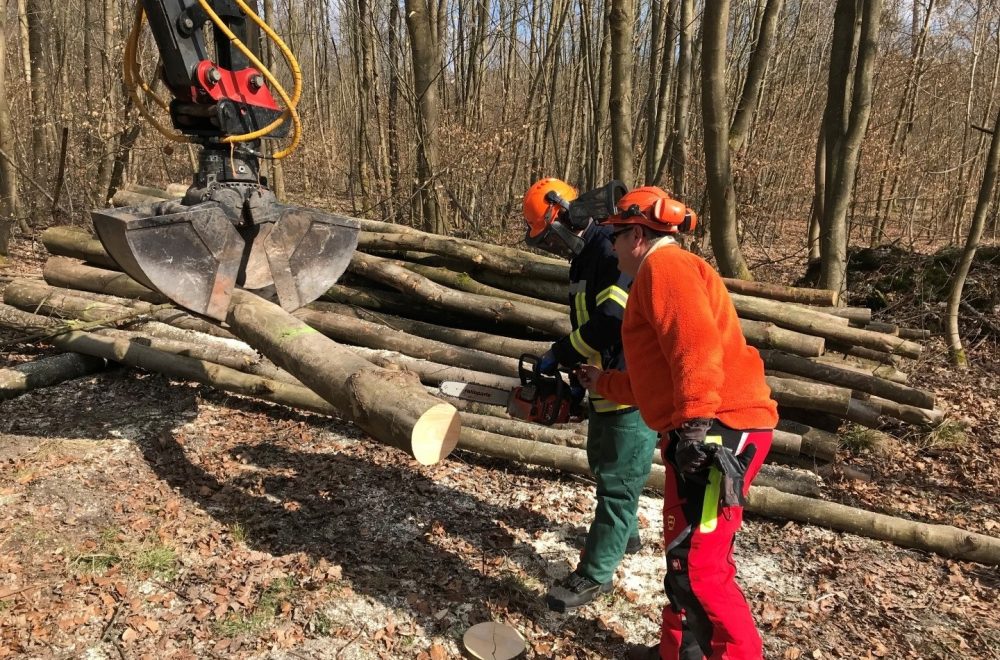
712;444;757;507
538;349;559;375
672;418;715;475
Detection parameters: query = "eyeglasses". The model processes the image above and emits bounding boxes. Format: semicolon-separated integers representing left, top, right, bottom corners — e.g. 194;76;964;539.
610;226;633;240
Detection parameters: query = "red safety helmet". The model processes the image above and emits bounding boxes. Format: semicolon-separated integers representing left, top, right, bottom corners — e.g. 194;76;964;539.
605;186;697;233
523;178;579;238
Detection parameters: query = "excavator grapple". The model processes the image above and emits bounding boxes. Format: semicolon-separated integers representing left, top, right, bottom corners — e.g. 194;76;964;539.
93;198;358;321
95;0;358;320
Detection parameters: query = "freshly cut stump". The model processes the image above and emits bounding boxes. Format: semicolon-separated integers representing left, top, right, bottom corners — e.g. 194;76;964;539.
463;622;526;660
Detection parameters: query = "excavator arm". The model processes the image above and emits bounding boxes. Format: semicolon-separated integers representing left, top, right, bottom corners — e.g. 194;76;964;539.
92;0;358;320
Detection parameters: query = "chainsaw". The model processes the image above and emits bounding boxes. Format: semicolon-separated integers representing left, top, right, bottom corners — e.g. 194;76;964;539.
439;355;584;425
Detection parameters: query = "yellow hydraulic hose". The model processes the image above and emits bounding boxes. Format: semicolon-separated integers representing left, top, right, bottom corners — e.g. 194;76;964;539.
124;4;190;144
195;0;302;157
123;0;303;158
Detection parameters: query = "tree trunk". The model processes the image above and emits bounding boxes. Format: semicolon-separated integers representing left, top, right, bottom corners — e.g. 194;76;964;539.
667;0;694;194
456;428;999;564
731;292;922;358
608;0;635;184
724;278;838;306
746;486;999;565
43;256;166;302
702;0;751;279
405;0;448;234
262;0;286;200
759;350;935;408
294;307;521;377
356;231;569;280
0;13;20;252
945;113;1000;367
25;0;48;177
729;0;784;154
819;0;883;296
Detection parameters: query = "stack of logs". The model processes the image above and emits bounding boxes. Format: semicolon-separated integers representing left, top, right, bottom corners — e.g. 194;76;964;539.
2;183;998;565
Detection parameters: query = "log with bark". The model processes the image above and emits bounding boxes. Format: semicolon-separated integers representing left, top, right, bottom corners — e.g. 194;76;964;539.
294;306;520;377
731;292;923;358
44;255;166;303
0;352;109;400
5;278;460;464
314;302;549;359
33;257;941;428
453;427;1000;564
356;231;570;281
396;259;567;312
223;289;460;464
759;350;935;408
348;252;572;336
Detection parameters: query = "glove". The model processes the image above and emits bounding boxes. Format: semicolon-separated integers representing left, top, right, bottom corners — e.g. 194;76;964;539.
672;418;715;475
712;444;757;507
538;349;559;376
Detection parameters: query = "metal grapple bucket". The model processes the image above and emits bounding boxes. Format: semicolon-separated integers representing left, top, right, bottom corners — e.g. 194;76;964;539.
92;200;359;320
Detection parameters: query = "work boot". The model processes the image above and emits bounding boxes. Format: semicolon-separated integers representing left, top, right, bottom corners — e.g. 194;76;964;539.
544;571;613;612
625;643;660;660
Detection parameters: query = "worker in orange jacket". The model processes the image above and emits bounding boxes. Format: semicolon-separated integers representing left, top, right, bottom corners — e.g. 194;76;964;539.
576;186;778;660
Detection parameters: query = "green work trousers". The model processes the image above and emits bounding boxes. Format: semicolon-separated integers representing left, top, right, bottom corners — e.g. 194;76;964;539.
576;408;658;584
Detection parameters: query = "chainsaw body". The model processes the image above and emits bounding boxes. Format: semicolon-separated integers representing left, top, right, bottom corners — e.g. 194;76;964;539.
439;355;582;426
505;355;576;425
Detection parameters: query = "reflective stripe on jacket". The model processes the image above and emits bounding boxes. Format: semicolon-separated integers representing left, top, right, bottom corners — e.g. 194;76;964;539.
550;223;633;414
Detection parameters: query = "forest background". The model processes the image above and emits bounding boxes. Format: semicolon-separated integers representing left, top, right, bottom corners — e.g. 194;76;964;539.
0;0;998;352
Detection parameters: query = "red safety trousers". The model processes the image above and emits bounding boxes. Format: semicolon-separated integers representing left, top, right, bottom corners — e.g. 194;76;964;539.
658;424;772;660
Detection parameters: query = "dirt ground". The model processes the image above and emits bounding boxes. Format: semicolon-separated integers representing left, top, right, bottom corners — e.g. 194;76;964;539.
1;232;998;659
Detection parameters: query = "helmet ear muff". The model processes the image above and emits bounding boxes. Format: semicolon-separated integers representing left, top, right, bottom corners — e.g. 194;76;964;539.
651;197;696;233
680;209;697;233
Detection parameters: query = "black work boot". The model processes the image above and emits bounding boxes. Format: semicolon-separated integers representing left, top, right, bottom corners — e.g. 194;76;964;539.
545;571;613;612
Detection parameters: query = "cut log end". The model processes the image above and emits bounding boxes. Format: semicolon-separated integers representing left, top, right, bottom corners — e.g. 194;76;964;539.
411;402;461;465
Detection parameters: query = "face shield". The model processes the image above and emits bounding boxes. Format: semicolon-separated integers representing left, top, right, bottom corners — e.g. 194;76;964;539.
524;216;586;258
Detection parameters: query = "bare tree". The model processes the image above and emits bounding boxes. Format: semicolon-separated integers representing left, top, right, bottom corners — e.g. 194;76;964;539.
729;0;785;155
667;0;694;196
609;0;636;184
703;0;751;278
25;0;49;176
870;0;936;246
405;0;448;234
1;12;21;256
946;118;1000;367
819;0;884;297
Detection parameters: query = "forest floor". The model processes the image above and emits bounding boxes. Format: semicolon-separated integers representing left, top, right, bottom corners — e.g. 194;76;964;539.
0;227;998;660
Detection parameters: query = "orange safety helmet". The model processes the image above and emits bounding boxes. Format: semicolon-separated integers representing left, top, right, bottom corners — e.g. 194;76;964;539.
522;178;579;238
604;186;697;233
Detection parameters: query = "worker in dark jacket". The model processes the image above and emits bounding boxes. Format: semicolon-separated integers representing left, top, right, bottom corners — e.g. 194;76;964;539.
522;178;658;612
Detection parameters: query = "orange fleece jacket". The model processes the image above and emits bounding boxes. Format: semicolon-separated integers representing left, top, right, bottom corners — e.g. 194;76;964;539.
596;243;778;433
